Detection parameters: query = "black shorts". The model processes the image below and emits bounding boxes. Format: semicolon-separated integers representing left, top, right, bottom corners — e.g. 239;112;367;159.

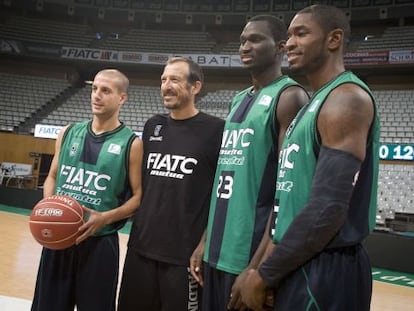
31;233;120;311
273;244;372;311
118;248;201;311
202;262;250;311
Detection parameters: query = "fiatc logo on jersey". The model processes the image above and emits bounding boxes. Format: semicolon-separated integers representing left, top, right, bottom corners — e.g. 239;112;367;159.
217;128;254;166
56;165;111;206
147;152;198;179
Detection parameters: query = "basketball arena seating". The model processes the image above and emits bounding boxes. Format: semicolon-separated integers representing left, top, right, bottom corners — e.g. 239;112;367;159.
355;25;414;52
98;29;217;54
3;14;414;55
374;90;414;144
0;72;71;132
0;15;95;47
0;15;216;54
220;25;414;54
377;164;414;231
197;89;237;119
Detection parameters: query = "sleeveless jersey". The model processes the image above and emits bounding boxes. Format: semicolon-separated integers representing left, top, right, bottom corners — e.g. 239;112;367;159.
273;71;380;246
204;76;302;274
128;112;224;266
55;120;136;236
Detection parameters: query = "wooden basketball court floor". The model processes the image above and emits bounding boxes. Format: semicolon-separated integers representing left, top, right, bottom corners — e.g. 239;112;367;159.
1;208;413;311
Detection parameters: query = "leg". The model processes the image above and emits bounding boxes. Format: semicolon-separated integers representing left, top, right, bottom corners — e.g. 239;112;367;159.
274;244;372;311
76;234;119;311
31;247;77;311
117;249;161;311
158;262;201;311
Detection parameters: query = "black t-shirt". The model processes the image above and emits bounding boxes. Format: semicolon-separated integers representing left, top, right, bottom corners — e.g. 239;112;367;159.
128;112;225;265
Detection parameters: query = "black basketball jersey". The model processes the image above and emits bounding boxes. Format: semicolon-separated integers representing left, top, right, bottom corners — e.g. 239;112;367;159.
128;112;224;265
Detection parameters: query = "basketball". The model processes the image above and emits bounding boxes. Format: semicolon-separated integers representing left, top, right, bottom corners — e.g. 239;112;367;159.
29;195;85;250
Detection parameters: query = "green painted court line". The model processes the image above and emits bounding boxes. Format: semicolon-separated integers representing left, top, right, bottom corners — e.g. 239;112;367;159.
0;204;132;234
0;204;30;216
372;267;414;288
1;204;413;287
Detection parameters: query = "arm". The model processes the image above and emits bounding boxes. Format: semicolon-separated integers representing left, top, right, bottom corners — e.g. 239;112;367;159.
275;85;309;152
190;229;206;286
241;84;375;308
76;136;143;243
43;126;69;198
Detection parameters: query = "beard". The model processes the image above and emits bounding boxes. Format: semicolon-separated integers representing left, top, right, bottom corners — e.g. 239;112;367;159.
164;101;180;110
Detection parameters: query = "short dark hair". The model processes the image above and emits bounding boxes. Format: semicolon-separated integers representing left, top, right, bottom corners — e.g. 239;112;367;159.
248;15;287;42
166;56;204;85
298;5;351;46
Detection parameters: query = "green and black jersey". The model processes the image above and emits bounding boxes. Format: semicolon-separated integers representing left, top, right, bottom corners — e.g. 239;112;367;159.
204;76;303;274
55;120;136;236
273;71;380;246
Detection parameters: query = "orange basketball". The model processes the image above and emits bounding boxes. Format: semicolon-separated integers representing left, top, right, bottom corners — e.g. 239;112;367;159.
29;195;85;250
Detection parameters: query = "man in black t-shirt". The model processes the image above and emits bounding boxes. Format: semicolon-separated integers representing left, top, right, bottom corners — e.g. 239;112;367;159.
118;57;224;311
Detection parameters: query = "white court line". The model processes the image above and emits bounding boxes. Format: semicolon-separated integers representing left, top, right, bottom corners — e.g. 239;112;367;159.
0;295;81;311
0;295;31;311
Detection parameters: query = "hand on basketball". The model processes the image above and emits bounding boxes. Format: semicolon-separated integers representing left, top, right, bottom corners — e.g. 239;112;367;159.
76;206;108;244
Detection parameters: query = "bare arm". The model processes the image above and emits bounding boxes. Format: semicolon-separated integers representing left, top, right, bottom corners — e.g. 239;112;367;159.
276;85;309;152
190;229;207;286
43;126;69;198
76;136;143;243
249;85;309;269
318;84;374;160
247;85;309;269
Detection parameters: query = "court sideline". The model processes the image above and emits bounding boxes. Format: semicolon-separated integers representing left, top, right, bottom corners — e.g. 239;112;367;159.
0;206;413;311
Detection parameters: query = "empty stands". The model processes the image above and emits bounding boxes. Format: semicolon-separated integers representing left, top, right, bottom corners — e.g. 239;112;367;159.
355;25;414;52
374;90;414;144
98;29;217;54
0;15;95;47
197;89;237;119
0;72;71;132
378;164;414;215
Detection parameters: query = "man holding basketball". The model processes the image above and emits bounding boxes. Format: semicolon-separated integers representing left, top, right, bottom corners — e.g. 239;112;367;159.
31;69;143;311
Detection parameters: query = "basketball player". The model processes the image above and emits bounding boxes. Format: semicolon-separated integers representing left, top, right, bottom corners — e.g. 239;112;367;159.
31;69;143;311
117;57;224;311
239;5;380;310
199;15;309;310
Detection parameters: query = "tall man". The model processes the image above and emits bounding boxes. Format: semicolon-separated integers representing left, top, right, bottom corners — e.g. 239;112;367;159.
240;5;380;311
118;57;225;311
198;15;309;310
31;69;143;311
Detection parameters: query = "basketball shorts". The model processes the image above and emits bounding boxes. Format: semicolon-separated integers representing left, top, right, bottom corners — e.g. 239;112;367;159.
31;232;119;311
202;262;257;311
118;248;201;311
272;243;372;311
